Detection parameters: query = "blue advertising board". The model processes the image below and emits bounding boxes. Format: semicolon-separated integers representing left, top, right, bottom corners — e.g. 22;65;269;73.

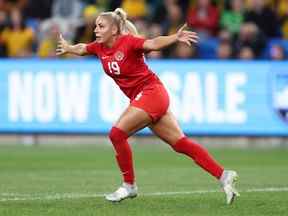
0;59;287;136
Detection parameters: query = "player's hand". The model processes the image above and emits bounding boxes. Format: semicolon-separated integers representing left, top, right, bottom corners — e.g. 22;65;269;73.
176;23;198;46
56;34;70;55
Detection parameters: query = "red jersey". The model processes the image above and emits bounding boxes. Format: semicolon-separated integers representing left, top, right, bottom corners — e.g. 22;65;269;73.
86;34;161;99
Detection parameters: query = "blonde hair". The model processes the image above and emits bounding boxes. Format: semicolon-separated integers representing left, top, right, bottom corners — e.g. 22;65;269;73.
99;8;138;35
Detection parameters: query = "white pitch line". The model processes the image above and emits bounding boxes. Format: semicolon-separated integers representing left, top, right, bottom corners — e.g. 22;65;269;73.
1;187;288;202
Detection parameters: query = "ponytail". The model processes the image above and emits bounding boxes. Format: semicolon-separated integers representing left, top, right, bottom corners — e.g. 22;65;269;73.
114;8;139;35
124;19;139;35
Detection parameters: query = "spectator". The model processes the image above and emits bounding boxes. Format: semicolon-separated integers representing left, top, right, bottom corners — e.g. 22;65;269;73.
52;0;83;19
269;44;286;60
276;0;288;39
162;2;184;58
149;0;188;31
42;0;84;42
276;0;288;18
37;21;59;58
121;0;148;20
281;19;288;39
163;2;183;35
244;0;279;37
220;0;244;36
73;5;98;44
234;22;266;58
186;0;219;37
0;0;8;12
217;41;233;59
218;29;233;43
2;0;27;11
0;8;34;57
238;46;255;60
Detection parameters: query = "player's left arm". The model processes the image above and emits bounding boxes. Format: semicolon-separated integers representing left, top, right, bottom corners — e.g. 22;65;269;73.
143;24;198;51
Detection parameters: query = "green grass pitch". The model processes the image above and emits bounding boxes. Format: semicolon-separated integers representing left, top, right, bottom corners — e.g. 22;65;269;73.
0;143;287;216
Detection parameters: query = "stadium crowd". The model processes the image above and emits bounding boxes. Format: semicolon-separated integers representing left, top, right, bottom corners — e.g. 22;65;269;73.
0;0;287;60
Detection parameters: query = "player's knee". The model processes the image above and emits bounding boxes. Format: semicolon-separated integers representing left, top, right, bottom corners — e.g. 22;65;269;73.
109;126;128;144
166;134;185;147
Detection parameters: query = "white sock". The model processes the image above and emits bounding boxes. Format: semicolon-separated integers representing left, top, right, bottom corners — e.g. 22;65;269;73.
219;170;228;185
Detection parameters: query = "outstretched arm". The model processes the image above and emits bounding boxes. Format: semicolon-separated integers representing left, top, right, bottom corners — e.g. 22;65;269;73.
143;24;198;51
56;34;88;56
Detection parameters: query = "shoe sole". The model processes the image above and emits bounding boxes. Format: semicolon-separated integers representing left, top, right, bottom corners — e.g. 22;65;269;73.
106;194;138;203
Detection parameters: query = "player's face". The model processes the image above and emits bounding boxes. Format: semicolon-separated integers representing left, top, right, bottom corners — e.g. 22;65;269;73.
94;16;115;44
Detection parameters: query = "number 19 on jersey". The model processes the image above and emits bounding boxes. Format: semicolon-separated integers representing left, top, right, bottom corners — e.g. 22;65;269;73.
108;61;121;75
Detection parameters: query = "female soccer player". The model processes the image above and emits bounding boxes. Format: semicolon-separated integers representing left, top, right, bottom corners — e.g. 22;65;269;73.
56;8;239;204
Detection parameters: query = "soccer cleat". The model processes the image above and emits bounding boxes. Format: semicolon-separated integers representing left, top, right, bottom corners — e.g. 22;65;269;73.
220;170;240;205
105;182;138;202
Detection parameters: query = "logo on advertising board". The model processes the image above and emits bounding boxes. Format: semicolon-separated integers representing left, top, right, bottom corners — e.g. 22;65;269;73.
272;72;288;123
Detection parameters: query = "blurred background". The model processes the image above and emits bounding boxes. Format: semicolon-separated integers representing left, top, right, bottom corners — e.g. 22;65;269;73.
0;0;288;60
0;0;287;146
0;1;287;215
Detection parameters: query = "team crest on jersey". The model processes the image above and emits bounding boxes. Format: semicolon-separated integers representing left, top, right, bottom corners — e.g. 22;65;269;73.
271;70;288;124
114;51;124;61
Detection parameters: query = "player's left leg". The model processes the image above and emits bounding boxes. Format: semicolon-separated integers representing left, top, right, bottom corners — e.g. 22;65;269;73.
149;111;240;204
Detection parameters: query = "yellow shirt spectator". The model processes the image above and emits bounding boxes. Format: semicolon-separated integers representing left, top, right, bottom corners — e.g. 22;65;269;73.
277;0;288;17
121;0;147;19
1;27;34;57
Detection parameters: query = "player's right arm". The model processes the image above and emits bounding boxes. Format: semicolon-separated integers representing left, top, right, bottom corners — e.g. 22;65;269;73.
56;34;88;56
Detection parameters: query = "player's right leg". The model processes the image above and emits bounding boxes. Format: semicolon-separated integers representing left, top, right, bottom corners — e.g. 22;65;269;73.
106;84;170;202
105;105;152;202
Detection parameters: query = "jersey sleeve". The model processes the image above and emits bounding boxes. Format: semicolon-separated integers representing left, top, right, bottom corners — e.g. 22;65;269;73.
127;35;146;52
86;41;100;56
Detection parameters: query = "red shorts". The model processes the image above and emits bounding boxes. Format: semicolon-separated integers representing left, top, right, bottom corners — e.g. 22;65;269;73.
130;83;170;122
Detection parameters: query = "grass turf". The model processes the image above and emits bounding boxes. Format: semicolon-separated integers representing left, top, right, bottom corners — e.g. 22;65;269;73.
0;143;287;216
